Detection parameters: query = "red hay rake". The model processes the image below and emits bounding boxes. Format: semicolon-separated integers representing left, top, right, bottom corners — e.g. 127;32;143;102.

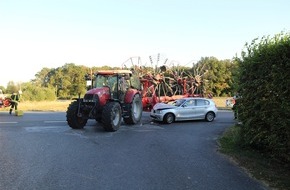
123;55;209;111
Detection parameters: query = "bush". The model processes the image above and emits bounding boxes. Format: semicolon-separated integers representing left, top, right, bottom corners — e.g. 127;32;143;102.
236;32;290;162
21;83;57;101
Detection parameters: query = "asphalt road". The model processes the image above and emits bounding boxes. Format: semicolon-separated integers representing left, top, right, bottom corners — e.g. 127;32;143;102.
0;110;268;190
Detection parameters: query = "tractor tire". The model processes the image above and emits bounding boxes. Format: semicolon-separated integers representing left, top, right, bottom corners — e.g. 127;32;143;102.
123;94;142;125
102;102;122;132
95;117;102;123
66;101;87;129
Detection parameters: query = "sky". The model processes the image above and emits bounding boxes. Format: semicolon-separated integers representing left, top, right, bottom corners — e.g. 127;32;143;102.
0;0;289;87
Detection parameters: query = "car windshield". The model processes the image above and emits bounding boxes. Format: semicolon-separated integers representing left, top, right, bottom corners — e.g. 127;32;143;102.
171;99;186;106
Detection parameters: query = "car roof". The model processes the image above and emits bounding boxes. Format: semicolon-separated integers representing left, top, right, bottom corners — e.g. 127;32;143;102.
181;97;210;100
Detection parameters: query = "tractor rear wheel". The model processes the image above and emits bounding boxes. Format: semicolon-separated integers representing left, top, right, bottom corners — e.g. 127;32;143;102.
123;94;142;124
66;101;87;129
102;102;122;132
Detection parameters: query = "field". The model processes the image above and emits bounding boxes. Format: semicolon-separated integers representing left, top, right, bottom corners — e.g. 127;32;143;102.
1;100;72;112
1;97;230;112
212;97;230;109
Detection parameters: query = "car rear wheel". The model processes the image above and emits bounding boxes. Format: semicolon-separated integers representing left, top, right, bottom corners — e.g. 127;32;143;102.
205;112;215;122
163;113;175;124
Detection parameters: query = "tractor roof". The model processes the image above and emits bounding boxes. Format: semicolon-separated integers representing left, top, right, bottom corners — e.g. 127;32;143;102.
96;70;132;75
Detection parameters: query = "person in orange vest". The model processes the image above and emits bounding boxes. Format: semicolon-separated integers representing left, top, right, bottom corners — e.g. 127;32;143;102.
9;90;22;115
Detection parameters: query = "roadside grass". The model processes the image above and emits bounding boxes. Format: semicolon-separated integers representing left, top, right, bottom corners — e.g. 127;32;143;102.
1;97;230;112
1;100;73;112
212;97;231;110
219;125;290;190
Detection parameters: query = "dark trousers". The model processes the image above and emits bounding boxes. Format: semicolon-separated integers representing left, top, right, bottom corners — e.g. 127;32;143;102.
9;102;18;114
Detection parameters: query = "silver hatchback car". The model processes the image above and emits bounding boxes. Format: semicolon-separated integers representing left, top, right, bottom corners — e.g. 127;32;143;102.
150;97;218;124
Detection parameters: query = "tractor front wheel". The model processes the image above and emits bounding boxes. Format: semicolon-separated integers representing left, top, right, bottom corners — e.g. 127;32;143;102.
66;101;87;129
102;102;122;132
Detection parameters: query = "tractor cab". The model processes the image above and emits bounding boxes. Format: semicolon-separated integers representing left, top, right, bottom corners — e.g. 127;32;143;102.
94;70;132;102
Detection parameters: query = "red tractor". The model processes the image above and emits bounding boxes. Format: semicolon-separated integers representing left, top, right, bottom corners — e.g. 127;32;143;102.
66;70;143;132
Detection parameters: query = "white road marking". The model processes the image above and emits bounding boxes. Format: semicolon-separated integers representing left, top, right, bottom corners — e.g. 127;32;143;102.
0;122;18;124
44;121;66;123
25;126;67;132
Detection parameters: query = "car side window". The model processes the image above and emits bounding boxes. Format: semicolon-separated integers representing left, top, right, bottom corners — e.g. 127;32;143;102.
184;99;195;107
204;100;210;105
196;99;206;106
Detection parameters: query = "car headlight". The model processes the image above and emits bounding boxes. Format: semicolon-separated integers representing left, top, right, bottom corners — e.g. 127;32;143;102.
155;110;162;114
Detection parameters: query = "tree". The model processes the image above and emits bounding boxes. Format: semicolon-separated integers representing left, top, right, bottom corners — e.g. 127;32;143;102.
195;57;236;96
33;67;51;87
0;86;5;94
21;82;57;101
6;81;19;94
62;63;87;97
31;63;120;99
44;63;89;99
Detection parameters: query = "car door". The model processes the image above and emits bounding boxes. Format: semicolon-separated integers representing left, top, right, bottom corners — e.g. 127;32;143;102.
193;99;209;119
176;99;195;120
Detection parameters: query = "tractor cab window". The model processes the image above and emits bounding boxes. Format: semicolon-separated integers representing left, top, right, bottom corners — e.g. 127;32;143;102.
107;76;118;93
95;75;118;92
95;75;107;87
118;75;130;92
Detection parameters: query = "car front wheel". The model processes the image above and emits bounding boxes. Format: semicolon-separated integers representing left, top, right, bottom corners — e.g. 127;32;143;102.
163;113;175;124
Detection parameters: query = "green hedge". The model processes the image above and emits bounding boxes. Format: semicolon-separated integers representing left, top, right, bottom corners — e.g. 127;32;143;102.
236;32;290;162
